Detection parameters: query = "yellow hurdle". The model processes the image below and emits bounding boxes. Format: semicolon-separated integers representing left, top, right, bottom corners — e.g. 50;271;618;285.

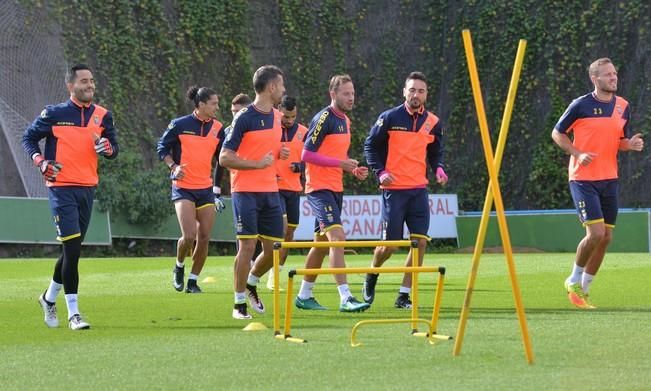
271;240;450;346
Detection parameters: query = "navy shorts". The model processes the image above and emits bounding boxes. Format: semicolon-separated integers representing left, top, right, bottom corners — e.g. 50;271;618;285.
569;179;619;227
279;190;300;227
47;186;95;242
381;188;430;240
232;192;284;240
307;190;343;234
171;186;214;209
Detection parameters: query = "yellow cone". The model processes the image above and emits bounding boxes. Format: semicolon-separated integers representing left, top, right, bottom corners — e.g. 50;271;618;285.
201;276;216;283
242;322;268;331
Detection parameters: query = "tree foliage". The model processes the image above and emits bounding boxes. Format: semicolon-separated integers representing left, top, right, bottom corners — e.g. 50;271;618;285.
38;0;650;222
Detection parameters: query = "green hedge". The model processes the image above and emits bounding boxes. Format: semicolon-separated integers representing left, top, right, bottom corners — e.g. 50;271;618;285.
29;0;650;223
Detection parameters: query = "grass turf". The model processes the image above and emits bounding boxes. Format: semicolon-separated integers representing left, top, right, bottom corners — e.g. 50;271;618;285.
1;252;650;390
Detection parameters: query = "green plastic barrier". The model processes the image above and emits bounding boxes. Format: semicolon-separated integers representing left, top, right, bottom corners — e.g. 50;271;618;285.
456;210;650;252
109;197;235;241
0;196;111;245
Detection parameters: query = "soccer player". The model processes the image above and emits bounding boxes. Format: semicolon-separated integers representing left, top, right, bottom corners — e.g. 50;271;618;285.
157;86;226;294
219;65;290;319
362;71;448;309
228;93;263;266
266;95;308;290
552;57;644;309
294;74;370;313
230;93;252;119
23;63;119;330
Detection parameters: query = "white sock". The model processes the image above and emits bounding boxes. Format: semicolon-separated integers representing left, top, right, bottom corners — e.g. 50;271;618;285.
337;284;352;304
176;260;184;268
188;273;198;281
45;280;63;303
247;273;260;286
298;280;315;300
399;286;411;294
234;292;246;304
582;273;595;293
65;294;79;319
568;263;584;284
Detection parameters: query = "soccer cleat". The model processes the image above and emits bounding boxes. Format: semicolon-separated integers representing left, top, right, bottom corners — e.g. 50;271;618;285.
38;293;59;328
394;293;413;309
362;273;379;304
267;269;285;292
266;272;284;291
565;281;593;309
294;296;328;310
173;265;184;292
339;296;370;313
185;279;202;293
68;314;90;330
582;295;597;309
246;284;265;314
232;303;252;320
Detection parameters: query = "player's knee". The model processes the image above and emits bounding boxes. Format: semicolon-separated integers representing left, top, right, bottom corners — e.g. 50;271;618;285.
196;231;211;243
586;229;605;244
180;232;197;244
377;246;397;257
601;230;613;245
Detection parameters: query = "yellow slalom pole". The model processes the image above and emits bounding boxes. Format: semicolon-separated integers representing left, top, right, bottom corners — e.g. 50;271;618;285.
456;29;534;364
273;243;281;336
454;33;527;355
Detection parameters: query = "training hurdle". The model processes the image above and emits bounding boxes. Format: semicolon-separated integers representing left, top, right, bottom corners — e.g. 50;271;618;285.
271;240;451;345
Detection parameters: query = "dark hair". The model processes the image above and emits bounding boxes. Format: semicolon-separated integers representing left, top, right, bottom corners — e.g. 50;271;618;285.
231;93;252;106
328;74;353;92
405;71;427;87
186;86;217;108
65;63;92;84
253;65;284;93
279;95;297;111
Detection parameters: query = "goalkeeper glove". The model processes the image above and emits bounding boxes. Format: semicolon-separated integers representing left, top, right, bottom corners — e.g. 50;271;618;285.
94;137;113;156
290;162;302;173
34;155;62;181
213;186;226;213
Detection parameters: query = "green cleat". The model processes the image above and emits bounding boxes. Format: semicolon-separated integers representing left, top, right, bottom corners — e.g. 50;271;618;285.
565;281;594;309
339;296;370;313
295;296;328;310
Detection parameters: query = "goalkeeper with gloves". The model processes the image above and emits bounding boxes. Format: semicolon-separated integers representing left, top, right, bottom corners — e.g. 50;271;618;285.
157;85;226;294
22;64;119;331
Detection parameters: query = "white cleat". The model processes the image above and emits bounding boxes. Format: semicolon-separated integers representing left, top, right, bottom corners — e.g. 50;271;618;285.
38;293;59;328
246;285;265;314
68;314;91;330
232;303;252;320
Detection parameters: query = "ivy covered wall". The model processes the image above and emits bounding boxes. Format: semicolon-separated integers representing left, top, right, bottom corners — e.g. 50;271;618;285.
35;0;650;222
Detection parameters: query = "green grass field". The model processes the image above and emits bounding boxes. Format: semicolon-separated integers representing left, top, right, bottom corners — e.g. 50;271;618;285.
1;252;650;390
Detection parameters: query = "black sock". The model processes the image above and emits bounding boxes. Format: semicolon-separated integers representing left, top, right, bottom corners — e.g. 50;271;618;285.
62;237;82;294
